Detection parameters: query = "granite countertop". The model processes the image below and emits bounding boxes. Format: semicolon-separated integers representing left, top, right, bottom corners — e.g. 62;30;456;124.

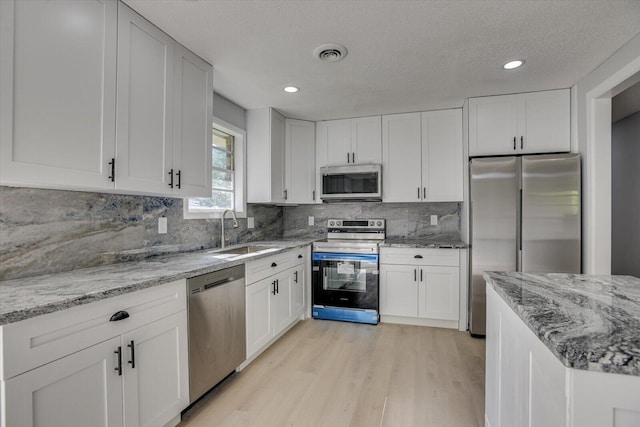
0;240;314;326
484;271;640;376
381;236;467;249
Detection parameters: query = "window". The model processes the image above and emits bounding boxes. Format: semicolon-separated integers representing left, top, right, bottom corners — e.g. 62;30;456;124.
184;118;245;219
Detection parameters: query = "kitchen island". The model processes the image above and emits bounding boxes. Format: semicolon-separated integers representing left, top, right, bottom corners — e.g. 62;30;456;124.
484;272;640;427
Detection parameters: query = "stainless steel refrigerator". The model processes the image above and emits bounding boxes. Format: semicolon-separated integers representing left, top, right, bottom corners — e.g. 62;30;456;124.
469;153;581;336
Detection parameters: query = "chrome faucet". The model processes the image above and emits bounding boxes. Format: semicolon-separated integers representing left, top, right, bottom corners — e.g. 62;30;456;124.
220;210;239;248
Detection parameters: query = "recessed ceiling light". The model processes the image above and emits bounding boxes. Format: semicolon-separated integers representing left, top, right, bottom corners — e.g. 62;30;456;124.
283;86;299;93
503;60;525;70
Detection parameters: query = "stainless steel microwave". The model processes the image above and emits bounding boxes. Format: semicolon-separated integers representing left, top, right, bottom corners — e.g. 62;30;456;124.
320;164;382;202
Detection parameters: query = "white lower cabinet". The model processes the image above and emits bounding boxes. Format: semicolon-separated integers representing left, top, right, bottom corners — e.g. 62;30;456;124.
380;248;460;328
290;265;305;320
122;312;189;427
0;280;189;427
3;337;124;427
245;248;308;360
486;285;640;427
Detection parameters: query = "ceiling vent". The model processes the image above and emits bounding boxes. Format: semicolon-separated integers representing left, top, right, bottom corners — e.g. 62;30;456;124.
314;43;348;63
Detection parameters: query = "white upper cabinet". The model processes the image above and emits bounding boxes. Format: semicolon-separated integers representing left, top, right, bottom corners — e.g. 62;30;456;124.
0;0;117;189
422;109;463;201
116;2;174;195
247;108;286;203
317;116;382;166
382;112;423;202
172;44;213;197
468;89;570;156
0;0;212;197
116;3;212;197
285;119;315;204
382;109;463;202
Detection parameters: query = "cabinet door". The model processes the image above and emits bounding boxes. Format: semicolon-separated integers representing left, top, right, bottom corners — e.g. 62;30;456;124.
116;2;174;194
379;264;419;317
352;116;382;164
172;43;213;197
290;266;305;320
468;95;518;156
0;0;117;190
270;109;286;203
285;119;316;204
272;272;292;336
323;119;353;165
3;337;123;427
122;311;189;427
518;89;570;154
418;266;459;320
382;112;422;202
246;278;273;358
422;109;463;201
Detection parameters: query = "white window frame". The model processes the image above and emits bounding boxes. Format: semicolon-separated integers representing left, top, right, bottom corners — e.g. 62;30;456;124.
183;117;246;219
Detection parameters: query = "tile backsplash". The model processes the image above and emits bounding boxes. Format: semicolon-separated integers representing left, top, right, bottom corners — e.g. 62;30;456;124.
1;186;461;280
282;202;461;240
0;186;282;280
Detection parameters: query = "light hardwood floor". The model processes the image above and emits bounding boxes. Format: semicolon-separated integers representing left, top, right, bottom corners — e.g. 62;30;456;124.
180;319;485;427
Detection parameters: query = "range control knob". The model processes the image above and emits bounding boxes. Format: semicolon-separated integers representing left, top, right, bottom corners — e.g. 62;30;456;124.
336;220;342;226
377;220;383;226
329;221;335;226
369;220;374;226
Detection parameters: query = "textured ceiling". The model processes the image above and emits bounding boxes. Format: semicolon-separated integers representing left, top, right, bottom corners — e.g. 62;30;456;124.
123;0;640;121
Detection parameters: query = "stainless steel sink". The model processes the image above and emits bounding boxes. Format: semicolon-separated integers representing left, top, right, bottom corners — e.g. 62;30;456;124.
209;245;280;256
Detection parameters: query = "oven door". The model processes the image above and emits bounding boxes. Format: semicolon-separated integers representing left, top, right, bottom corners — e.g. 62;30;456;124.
312;252;379;310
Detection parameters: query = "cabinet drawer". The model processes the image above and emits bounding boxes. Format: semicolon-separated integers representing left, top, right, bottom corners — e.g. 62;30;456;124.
246;251;293;284
380;247;459;266
0;279;186;380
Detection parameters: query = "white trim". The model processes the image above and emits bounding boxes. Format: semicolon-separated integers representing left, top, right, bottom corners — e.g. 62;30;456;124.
579;35;640;274
183;116;247;219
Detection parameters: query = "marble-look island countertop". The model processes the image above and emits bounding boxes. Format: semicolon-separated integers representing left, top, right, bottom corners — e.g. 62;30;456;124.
484;271;640;376
381;236;467;249
0;240;315;326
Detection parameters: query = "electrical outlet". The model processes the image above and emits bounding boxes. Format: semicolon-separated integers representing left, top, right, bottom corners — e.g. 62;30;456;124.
247;217;255;229
158;217;167;234
308;216;315;226
430;215;438;226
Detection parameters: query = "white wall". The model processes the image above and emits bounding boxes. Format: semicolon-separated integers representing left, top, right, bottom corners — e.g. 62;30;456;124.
611;111;640;277
213;92;246;130
575;33;640;274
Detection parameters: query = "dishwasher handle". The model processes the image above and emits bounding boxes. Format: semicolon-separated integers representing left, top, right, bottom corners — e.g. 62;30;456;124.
204;276;237;290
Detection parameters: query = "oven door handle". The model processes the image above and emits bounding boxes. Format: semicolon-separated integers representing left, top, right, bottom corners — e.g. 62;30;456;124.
312;252;379;263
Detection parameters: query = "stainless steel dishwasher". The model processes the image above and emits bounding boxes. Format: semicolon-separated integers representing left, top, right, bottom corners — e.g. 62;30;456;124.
187;264;246;403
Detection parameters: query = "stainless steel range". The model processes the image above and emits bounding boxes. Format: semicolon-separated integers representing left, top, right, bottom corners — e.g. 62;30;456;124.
312;219;385;325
